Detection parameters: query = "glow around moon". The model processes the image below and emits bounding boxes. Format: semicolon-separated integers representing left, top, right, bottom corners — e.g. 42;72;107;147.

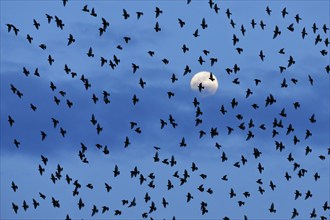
190;71;218;96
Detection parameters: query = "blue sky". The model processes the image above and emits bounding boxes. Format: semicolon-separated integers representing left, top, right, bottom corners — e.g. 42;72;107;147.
1;0;329;219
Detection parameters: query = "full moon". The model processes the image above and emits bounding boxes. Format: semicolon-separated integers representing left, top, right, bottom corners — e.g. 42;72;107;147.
190;71;218;96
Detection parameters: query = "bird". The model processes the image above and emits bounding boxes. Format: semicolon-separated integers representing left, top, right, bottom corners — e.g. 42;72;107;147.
87;47;94;57
180;137;187;147
136;11;143;19
26;34;33;43
178;18;185;28
67;34;75;45
155;7;163;18
132;63;139;73
154;22;161;32
200;18;208;29
193;29;199;37
273;25;281;39
259;50;265;61
281;7;288;18
266;6;272;15
269;203;276;213
8;115;15;127
90;8;97;17
139;78;146;88
48;55;54;65
33;19;40;29
132;94;139;105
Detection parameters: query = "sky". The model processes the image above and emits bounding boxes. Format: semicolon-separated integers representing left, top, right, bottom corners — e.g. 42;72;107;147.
1;0;329;219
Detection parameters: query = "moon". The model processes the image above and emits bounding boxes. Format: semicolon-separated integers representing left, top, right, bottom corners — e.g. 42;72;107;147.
190;71;218;96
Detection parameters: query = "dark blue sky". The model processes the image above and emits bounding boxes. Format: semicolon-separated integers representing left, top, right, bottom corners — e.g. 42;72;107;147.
1;1;329;219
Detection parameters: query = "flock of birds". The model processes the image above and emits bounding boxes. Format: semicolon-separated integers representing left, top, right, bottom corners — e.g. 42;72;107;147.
4;0;330;219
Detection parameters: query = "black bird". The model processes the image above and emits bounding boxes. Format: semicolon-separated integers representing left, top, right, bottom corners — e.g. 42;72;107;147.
149;201;156;213
132;63;139;73
315;34;322;45
32;199;39;209
45;14;53;23
136;11;143;19
200;18;208;29
91;205;98;216
291;208;299;219
259;50;265;61
180;137;187;147
279;48;285;54
8;115;15;126
183;65;191;75
210;58;218;66
221;152;228;162
193;29;199;37
322;24;329;33
12;202;18;214
60;127;66;137
301;27;308;39
26;34;33;43
198;83;204;92
171;73;178;83
273;25;281;39
198;56;205;65
231;98;238;108
288;56;295;67
240;25;246;35
38;192;46;200
113;165;120;177
51;197;60;208
124;136;131;148
33;19;40;29
87;47;94;57
186;193;193;202
122;9;130;19
62;0;68;7
154;22;161;32
67;34;75;45
226;8;232;19
214;3;219;13
148;51;155;56
232;34;239;45
178;18;185;28
48;55;54;65
22;200;29;211
123;36;131;43
295;14;302;23
281;7;288;18
155;7;163;18
260;20;266;29
193;97;200;107
323;201;330;211
127;197;136;208
281;78;288;88
251;19;256;29
309;114;316;123
34;68;40;77
13;139;20;148
11;181;18;192
132;94;139;105
90;8;97;17
287;23;294;32
269;203;276;213
139;78;146;88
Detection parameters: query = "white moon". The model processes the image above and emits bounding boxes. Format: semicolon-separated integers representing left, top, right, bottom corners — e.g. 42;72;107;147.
190;71;218;96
